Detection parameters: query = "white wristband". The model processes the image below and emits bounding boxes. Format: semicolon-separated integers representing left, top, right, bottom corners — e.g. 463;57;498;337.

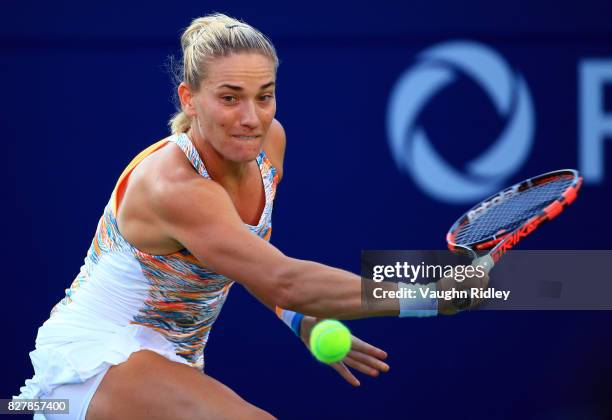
397;282;438;317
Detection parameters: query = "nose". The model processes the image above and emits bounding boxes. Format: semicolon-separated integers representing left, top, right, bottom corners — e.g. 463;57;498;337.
240;100;259;129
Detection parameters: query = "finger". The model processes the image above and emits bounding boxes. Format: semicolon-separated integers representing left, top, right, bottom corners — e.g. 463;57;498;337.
343;356;381;377
350;336;388;359
331;362;360;387
347;350;390;373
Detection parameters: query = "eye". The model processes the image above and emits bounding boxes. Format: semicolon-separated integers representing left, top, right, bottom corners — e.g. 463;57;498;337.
259;94;274;102
221;95;237;103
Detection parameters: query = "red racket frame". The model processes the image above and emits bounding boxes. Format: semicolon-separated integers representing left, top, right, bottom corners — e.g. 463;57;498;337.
446;169;583;265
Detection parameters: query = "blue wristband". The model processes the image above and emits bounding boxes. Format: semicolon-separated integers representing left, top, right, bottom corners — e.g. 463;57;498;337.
279;309;305;336
397;282;438;317
290;312;305;336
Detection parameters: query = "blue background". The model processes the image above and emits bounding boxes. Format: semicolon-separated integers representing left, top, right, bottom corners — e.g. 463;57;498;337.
3;1;612;419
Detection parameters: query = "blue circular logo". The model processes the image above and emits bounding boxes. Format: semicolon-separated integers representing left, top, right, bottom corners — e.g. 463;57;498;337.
387;41;535;203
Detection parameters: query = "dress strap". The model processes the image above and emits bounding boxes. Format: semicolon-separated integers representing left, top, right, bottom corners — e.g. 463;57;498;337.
170;133;211;178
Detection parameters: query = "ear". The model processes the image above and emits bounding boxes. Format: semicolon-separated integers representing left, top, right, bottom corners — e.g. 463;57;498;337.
178;82;197;117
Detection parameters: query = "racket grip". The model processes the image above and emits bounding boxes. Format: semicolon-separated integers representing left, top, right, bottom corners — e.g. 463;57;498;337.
472;254;494;275
451;255;492;311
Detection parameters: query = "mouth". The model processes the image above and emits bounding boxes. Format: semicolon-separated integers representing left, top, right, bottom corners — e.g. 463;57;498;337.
231;135;261;141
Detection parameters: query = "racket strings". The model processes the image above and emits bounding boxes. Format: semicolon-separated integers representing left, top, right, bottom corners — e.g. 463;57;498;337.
454;178;574;245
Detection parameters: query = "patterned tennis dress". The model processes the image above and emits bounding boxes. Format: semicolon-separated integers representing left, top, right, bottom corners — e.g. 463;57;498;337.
18;133;278;399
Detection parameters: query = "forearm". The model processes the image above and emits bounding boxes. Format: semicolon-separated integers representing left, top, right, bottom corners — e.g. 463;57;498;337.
246;255;442;321
277;258;400;319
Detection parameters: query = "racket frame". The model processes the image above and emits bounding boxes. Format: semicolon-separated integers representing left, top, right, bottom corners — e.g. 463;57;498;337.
446;169;583;272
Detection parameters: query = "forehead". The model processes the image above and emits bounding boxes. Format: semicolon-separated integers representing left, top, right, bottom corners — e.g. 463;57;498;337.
203;52;276;89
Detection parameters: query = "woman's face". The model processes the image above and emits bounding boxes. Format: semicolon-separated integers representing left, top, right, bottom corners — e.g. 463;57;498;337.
189;52;276;163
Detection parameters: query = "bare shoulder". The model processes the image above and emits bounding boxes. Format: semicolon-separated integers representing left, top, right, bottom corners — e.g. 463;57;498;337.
148;145;256;258
116;140;227;254
263;118;286;181
149;144;228;222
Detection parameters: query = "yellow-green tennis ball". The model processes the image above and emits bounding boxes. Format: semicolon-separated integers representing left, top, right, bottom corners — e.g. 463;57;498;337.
309;320;351;364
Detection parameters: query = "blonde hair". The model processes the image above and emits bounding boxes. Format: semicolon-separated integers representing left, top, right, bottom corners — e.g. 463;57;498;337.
169;13;279;134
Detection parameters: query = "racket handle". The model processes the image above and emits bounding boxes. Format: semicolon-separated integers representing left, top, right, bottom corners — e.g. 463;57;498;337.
472;254;494;275
452;255;493;311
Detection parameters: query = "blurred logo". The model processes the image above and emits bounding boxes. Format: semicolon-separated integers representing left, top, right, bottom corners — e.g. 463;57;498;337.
387;41;535;204
579;60;612;184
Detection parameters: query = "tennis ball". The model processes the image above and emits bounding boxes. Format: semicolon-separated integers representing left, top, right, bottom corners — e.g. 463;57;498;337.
309;320;351;364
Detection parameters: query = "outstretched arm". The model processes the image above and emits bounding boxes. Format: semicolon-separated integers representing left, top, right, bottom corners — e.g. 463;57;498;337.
154;174;400;318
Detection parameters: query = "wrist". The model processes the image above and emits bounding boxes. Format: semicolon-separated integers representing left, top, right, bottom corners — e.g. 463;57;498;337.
276;307;305;336
397;282;438;317
299;316;318;342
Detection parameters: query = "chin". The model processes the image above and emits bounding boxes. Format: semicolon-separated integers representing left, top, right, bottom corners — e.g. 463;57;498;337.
226;146;262;163
227;140;264;162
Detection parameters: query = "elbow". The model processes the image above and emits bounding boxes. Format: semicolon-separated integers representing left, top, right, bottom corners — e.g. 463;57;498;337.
274;288;295;312
270;258;306;312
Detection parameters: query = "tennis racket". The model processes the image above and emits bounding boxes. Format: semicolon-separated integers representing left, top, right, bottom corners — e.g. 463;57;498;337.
446;169;583;276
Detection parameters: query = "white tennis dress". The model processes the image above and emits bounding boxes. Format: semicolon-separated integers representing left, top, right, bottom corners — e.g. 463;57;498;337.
16;133;278;418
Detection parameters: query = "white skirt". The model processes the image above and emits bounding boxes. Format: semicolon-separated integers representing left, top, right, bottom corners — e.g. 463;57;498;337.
34;366;109;420
16;321;189;400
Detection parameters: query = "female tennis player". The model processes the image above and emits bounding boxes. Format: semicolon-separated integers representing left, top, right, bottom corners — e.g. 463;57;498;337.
17;13;487;420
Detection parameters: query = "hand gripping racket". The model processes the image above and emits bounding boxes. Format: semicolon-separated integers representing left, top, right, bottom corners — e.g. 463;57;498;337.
446;169;583;275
